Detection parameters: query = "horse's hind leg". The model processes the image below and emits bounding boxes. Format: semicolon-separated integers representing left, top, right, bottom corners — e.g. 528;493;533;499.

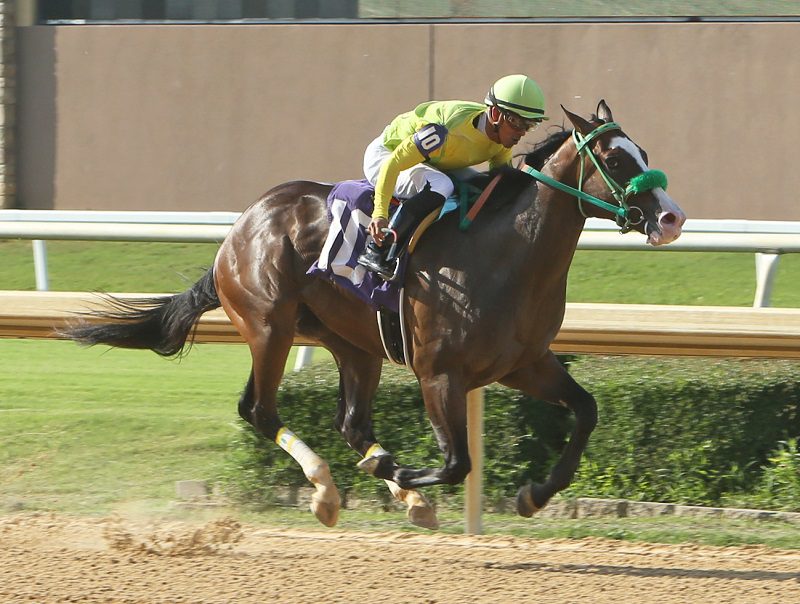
237;371;255;423
227;298;341;527
308;322;438;529
380;373;473;491
499;351;598;517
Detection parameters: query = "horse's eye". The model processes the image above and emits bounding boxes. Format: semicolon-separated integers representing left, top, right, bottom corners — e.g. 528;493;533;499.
606;157;620;170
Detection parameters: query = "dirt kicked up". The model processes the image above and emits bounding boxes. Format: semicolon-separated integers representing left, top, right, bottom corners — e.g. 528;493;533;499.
1;512;799;604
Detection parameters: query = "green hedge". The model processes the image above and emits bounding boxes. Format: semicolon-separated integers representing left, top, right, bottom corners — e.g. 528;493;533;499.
220;357;800;511
565;357;800;508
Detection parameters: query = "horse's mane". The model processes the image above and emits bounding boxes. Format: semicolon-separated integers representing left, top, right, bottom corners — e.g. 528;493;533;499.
523;128;571;170
475;127;572;205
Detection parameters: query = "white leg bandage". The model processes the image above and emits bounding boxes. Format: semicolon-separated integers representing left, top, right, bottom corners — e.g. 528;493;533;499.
275;426;326;482
275;426;341;527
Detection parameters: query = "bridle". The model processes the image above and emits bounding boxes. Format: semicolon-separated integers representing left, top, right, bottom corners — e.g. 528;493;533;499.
524;121;668;233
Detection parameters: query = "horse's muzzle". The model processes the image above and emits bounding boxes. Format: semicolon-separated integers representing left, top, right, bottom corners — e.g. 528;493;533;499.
646;208;686;246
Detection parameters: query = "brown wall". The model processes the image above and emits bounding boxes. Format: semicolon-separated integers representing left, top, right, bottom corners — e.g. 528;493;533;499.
15;22;800;220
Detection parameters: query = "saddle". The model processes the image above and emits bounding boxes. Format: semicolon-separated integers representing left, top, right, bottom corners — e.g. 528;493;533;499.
308;174;503;365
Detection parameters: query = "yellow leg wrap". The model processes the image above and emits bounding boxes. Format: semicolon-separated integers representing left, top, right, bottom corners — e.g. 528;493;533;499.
364;443;389;459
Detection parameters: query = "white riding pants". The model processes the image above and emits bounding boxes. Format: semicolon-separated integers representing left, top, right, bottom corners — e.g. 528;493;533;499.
363;134;458;200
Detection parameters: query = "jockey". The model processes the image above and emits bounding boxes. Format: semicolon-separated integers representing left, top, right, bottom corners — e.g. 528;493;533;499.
357;74;548;279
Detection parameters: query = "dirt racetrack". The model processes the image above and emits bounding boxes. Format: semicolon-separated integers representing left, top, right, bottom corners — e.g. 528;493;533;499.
2;512;799;604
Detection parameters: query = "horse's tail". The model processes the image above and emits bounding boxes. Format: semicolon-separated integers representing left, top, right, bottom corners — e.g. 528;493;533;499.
62;268;220;358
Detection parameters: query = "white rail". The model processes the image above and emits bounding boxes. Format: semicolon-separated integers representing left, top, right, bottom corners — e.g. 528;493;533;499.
2;210;798;307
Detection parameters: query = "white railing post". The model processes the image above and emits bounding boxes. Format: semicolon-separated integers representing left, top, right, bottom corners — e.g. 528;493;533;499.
292;346;315;371
753;252;781;308
464;388;485;535
32;240;49;291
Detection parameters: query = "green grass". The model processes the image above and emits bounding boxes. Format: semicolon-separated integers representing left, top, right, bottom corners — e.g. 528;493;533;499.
0;240;219;293
4;239;800;306
0;339;333;511
1;340;251;511
569;250;782;307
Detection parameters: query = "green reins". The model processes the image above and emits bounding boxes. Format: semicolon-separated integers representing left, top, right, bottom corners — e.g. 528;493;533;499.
524;121;668;232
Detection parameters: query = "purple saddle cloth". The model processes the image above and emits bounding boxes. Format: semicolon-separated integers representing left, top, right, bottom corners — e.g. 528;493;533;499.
307;179;405;313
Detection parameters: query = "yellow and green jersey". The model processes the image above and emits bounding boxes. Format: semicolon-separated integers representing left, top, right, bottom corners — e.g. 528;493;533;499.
373;100;512;218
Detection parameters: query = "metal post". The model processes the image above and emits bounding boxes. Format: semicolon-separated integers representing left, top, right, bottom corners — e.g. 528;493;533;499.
32;239;49;291
464;388;484;535
753;252;781;308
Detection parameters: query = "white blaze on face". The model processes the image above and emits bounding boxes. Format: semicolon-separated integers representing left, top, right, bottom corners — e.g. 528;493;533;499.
609;135;686;245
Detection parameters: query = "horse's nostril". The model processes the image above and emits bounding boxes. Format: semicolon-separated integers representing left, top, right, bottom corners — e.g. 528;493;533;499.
660;212;677;226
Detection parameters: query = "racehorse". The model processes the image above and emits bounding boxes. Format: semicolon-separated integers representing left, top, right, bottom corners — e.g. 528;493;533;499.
64;101;685;530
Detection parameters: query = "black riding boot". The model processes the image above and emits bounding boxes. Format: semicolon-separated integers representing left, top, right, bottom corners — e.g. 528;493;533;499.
357;207;418;280
358;186;445;280
357;238;396;280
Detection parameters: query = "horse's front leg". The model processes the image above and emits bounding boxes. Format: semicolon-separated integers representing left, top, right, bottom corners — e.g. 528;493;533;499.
499;351;598;516
317;328;439;530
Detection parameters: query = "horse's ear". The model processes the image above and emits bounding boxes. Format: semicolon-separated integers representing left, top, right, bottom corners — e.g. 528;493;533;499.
596;100;613;122
561;104;594;135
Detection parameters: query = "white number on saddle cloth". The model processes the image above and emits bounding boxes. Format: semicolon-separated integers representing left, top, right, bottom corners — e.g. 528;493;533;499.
413;123;448;159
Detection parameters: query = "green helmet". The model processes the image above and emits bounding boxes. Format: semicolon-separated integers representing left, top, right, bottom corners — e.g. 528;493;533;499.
485;74;548;120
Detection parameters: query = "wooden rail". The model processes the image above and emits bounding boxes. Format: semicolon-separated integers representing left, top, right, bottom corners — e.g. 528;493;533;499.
0;291;314;346
3;291;800;358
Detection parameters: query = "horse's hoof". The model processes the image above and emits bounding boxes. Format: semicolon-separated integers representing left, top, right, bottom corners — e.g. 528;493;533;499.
516;484;547;518
356;453;393;477
310;498;340;527
310;488;340;527
408;504;439;531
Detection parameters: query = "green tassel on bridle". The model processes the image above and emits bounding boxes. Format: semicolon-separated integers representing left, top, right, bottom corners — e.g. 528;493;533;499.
626;169;668;196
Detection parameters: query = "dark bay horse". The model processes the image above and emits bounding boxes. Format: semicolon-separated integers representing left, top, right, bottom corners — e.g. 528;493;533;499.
64;101;685;529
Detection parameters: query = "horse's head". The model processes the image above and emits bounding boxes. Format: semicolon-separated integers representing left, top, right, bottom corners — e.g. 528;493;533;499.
561;100;686;246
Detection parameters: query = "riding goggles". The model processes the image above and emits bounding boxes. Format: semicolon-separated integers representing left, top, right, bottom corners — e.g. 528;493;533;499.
502;110;542;132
